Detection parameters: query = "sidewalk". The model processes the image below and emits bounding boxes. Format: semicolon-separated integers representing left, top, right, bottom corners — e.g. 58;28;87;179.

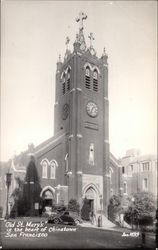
80;220;129;232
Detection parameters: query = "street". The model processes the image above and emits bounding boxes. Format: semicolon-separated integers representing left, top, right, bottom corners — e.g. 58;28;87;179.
0;218;156;249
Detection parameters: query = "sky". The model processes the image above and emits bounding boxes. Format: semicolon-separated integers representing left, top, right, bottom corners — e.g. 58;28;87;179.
1;0;157;161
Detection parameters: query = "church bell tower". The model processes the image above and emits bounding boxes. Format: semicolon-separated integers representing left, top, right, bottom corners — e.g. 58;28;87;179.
54;12;110;214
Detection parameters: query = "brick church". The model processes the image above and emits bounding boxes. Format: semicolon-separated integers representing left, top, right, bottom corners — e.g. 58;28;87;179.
1;12;122;218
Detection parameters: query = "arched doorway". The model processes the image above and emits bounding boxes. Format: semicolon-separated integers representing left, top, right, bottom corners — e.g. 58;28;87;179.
82;184;101;220
42;190;54;207
85;187;96;214
40;186;55;209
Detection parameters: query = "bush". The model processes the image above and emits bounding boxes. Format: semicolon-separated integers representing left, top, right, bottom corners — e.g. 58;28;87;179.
108;195;122;223
0;206;3;217
81;198;91;221
124;192;156;227
68;199;80;214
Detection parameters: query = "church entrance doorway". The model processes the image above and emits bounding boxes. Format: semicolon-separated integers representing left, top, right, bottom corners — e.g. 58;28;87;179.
42;189;54;212
81;186;99;221
85;188;95;215
87;199;94;214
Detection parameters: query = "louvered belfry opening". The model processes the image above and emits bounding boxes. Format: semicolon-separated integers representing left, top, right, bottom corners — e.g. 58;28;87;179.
85;67;91;89
93;71;98;92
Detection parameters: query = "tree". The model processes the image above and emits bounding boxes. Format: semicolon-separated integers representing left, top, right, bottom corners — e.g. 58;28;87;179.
81;198;91;221
124;192;156;227
10;177;25;217
23;156;42;216
108;195;122;222
68;199;80;214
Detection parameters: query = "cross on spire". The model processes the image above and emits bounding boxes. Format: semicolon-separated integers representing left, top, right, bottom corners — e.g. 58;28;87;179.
76;11;87;31
88;32;95;48
65;36;70;50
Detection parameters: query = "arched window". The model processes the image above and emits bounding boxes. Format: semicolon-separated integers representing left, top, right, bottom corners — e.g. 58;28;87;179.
93;70;98;92
62;73;66;95
50;160;56;179
86;67;90;77
41;159;48;178
67;68;71;92
85;67;91;89
123;181;127;194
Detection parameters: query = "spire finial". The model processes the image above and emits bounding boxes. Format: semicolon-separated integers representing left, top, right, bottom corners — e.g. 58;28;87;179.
88;32;95;48
76;11;87;31
65;36;70;50
58;54;62;63
103;47;107;56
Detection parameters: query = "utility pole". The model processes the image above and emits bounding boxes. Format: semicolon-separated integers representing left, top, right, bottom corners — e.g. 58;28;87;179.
5;172;12;219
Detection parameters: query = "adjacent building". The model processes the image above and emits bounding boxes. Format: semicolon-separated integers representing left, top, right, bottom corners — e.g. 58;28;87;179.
121;149;157;199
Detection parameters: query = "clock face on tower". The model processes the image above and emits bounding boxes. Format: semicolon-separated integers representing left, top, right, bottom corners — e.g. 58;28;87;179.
86;102;98;117
62;104;69;120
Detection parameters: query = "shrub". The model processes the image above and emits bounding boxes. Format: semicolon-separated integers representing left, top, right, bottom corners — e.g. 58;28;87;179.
108;195;122;222
0;206;3;217
124;192;156;227
81;198;91;221
68;199;80;214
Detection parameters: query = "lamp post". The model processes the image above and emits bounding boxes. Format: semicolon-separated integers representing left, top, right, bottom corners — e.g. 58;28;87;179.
5;172;12;219
131;197;135;230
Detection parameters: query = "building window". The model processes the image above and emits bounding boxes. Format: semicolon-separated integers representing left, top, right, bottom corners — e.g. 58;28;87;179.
109;167;113;184
130;165;133;172
41;159;48;178
50;161;56;179
142;162;150;171
67;69;71;92
143;178;148;190
122;166;125;174
89;143;94;165
62;73;66;95
85;67;91;89
93;70;98;92
123;182;127;194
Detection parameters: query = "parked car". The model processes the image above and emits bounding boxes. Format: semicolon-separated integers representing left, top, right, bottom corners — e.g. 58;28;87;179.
48;211;76;226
